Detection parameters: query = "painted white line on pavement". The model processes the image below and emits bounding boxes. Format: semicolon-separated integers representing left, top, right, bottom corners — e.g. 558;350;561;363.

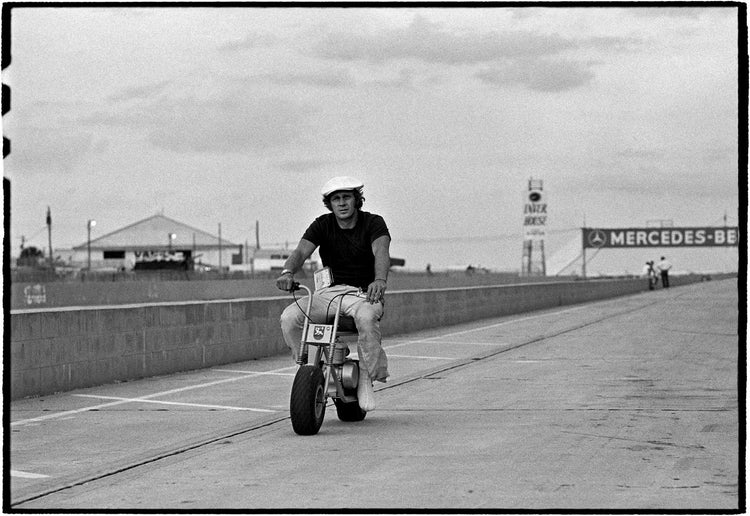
73;394;276;413
11;365;297;427
383;304;592;350
212;369;295;377
388;354;454;360
11;470;50;479
386;340;500;348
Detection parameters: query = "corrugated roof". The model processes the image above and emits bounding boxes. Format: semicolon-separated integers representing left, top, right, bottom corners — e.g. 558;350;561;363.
73;214;239;251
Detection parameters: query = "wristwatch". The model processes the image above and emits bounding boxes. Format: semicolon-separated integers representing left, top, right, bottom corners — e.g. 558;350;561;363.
281;269;294;276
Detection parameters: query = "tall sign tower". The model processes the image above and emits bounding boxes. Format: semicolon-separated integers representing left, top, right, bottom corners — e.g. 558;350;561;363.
521;178;547;276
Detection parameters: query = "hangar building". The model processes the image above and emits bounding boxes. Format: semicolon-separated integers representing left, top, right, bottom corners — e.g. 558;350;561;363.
72;214;240;271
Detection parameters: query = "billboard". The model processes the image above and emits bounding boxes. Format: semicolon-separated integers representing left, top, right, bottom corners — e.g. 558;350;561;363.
582;227;740;249
523;182;546;241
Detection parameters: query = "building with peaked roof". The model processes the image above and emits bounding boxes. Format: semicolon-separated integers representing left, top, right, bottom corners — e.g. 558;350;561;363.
72;214;241;271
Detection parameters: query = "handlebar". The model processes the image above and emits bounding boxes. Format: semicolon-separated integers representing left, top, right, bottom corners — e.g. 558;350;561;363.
290;282;312;297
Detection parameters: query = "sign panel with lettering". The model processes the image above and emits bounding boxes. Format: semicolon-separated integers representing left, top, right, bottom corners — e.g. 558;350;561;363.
582;227;740;248
523;188;547;240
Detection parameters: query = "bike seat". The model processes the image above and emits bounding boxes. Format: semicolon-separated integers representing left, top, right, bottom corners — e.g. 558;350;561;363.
337;315;358;334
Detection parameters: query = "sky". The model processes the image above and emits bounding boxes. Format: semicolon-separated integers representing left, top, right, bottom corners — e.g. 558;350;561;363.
2;5;742;274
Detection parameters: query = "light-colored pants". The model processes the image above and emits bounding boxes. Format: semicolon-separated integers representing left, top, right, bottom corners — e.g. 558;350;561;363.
280;285;389;382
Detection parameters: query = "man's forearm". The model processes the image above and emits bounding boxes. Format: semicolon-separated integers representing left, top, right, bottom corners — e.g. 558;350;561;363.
373;250;390;281
282;250;306;273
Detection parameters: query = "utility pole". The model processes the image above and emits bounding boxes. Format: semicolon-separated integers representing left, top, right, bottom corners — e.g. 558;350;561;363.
87;219;96;271
581;213;586;279
255;220;260;249
46;206;53;266
218;223;222;273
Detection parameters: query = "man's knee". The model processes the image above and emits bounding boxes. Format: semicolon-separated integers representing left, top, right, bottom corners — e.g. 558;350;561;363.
280;304;302;330
353;304;382;331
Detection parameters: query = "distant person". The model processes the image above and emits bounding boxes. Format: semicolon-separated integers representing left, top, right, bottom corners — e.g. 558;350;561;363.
426;263;433;275
643;260;658;290
276;176;390;412
657;256;672;288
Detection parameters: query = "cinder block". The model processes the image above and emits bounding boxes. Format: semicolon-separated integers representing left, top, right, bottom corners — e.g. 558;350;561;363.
184;304;205;325
199;324;218;345
203;304;224;323
219;322;234;343
121;307;146;332
89;333;117;360
159;305;187;327
122;331;145;355
186;325;203;347
55;311;82;337
11;367;41;399
52;336;77;364
81;310;103;335
39;312;61;339
121;354;145;381
74;336;91;360
10;313;42;341
158;327;183;350
144;327;166;352
88;358;119;387
38;364;71;396
165;346;203;371
144;307;160;327
144;350;170;377
68;361;95;391
25;339;54;368
200;342;224;365
227;302;244;322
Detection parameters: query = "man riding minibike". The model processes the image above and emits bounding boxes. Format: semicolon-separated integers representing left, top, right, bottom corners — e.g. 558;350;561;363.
276;176;391;414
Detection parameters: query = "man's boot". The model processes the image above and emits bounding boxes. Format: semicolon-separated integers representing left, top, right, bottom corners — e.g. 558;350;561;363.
357;364;376;412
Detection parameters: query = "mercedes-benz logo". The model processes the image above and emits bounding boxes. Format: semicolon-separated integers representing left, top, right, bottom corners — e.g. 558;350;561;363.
588;229;607;247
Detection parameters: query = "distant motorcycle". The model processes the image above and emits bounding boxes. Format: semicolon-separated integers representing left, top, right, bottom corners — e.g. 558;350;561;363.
287;283;367;435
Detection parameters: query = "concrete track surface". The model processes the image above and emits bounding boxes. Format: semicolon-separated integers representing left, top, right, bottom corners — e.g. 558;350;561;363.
8;279;741;511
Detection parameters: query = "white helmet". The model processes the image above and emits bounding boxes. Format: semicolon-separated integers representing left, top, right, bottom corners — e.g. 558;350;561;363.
321;176;364;198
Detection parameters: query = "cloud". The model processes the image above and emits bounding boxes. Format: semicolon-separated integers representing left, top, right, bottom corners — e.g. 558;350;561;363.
627;7;706;20
108;80;173;102
365;68;419;88
246;70;355;88
6;124;100;175
70;89;313;155
312;15;578;64
476;58;596;92
308;15;642;93
274;159;335;174
145;96;311;153
217;32;280;51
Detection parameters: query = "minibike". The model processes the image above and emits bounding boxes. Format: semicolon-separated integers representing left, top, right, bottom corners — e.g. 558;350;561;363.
288;283;367;435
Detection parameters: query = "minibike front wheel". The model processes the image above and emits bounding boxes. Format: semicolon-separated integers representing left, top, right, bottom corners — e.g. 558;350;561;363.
290;365;327;435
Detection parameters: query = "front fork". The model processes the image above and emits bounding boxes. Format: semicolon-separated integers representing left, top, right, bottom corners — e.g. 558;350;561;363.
296;284;358;402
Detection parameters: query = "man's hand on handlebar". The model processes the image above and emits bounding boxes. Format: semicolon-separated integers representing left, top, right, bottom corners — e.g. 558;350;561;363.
366;278;387;304
276;272;297;292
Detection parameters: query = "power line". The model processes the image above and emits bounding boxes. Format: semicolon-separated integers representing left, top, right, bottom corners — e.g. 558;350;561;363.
395;228;581;245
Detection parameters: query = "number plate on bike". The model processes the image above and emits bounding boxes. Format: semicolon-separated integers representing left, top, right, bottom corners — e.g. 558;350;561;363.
306;324;334;344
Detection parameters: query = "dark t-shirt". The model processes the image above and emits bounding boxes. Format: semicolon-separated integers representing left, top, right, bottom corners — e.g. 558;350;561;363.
302;211;390;290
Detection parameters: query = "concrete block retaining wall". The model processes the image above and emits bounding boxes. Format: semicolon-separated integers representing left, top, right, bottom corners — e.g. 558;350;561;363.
9;275;714;399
